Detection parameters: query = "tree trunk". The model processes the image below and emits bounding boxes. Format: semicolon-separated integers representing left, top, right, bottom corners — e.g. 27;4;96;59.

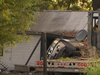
92;0;100;10
82;0;85;9
67;0;71;10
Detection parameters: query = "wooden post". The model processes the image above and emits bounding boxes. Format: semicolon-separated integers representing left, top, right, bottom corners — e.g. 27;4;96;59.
41;32;47;75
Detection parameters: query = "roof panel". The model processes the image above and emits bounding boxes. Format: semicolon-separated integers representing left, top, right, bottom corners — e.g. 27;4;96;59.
30;11;88;34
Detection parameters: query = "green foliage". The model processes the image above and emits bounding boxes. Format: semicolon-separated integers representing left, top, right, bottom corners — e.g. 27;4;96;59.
0;0;40;48
84;0;92;10
49;0;92;11
59;57;71;61
48;0;79;10
69;5;82;11
32;0;52;11
84;59;100;75
84;63;100;75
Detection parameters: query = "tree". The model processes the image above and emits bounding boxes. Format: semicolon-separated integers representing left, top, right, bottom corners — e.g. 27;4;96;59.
92;0;100;10
49;0;92;11
67;0;78;10
0;0;42;48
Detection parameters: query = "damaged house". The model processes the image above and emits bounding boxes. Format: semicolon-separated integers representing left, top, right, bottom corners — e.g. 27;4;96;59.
0;10;88;71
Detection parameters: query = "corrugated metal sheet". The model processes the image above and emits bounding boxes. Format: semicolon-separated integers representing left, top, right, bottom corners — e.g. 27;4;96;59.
30;10;88;36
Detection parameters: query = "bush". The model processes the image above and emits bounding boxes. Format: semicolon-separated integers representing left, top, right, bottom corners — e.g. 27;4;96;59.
84;60;100;75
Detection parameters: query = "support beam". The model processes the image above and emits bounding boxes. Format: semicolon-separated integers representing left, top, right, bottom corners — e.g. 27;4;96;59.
41;32;47;75
25;37;41;65
87;12;95;57
87;12;93;46
97;12;100;49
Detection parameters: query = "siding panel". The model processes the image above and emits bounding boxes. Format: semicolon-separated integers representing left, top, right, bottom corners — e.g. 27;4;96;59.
0;35;41;70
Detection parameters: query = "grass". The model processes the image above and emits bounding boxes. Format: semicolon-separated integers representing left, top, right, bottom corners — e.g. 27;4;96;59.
58;57;71;61
83;58;100;75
